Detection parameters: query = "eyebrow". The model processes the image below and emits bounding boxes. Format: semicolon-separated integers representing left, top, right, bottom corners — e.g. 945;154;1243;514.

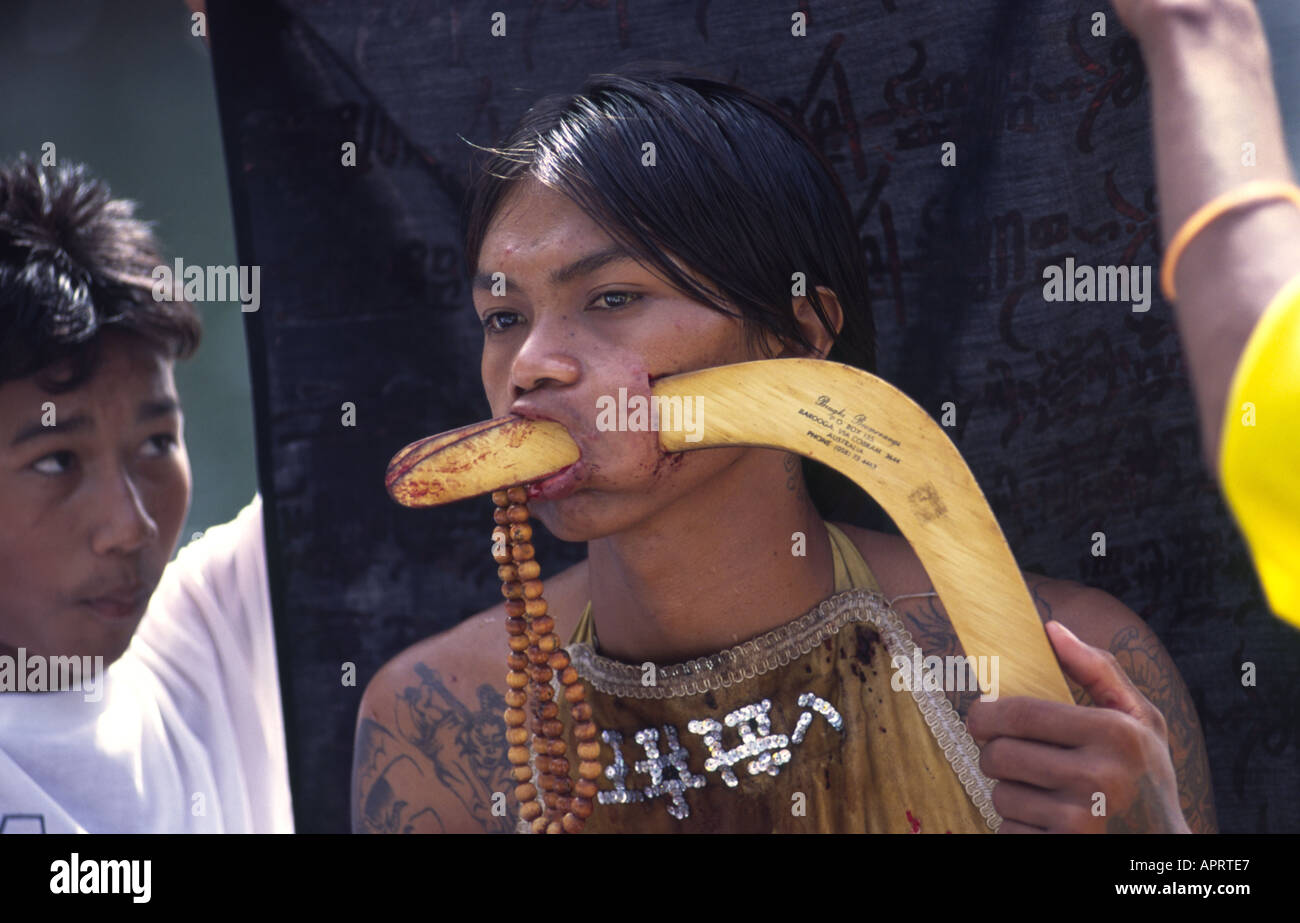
7;397;180;448
472;245;638;295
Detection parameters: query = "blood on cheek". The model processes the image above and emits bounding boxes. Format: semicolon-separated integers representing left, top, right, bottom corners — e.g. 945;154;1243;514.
627;365;690;480
650;449;687;479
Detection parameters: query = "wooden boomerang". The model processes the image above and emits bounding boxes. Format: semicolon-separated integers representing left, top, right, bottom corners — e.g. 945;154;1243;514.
386;358;1072;704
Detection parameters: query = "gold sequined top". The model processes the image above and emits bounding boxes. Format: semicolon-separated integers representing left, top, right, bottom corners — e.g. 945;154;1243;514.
554;522;1000;834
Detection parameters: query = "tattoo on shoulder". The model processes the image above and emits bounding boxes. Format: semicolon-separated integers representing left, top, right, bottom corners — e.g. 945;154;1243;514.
353;664;515;833
784;454;803;495
892;593;983;719
354;717;448;833
890;579;1095;715
1026;579;1097;707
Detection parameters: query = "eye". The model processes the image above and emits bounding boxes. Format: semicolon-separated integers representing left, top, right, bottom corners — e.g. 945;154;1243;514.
142;433;178;457
589;291;642;310
481;311;524;335
32;451;76;475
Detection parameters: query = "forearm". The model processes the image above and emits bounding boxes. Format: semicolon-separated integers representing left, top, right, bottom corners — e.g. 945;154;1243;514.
1138;1;1300;469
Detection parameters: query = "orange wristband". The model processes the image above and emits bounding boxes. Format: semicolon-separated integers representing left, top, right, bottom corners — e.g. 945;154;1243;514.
1161;180;1300;302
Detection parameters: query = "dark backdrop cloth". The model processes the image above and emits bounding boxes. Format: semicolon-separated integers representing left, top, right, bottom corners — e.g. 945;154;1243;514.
207;0;1300;833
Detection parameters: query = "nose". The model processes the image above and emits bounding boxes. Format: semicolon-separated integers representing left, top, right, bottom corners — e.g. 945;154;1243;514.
91;466;160;557
507;316;582;397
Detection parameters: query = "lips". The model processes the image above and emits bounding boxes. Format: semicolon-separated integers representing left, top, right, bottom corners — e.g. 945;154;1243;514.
509;405;568;428
526;458;587;502
79;585;149;622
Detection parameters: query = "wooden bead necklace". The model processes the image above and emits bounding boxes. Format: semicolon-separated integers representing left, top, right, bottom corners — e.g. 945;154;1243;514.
493;486;599;833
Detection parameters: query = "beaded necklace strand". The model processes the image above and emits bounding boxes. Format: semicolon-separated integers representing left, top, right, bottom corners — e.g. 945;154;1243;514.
493;486;597;833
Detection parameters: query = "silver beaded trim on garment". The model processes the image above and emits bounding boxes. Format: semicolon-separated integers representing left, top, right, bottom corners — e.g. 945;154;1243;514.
569;588;1001;831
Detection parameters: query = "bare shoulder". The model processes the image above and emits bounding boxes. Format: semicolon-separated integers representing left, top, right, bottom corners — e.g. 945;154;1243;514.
833;522;1217;833
350;558;589;834
833;521;1135;707
350;610;510;834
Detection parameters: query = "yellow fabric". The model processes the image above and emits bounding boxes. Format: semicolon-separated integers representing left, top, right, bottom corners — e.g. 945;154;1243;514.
1219;271;1300;627
568;600;596;648
563;522;995;833
826;520;885;596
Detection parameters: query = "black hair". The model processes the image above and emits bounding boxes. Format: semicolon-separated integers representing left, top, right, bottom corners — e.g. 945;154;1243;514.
461;60;880;520
0;155;201;392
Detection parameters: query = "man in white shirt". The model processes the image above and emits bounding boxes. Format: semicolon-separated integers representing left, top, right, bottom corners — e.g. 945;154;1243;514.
0;155;292;833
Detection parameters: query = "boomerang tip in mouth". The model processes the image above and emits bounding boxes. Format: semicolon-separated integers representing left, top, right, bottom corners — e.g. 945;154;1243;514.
385;414;582;508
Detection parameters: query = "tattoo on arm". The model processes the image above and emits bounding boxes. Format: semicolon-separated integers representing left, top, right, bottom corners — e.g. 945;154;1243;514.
1104;772;1178;834
1110;624;1219;834
352;663;516;833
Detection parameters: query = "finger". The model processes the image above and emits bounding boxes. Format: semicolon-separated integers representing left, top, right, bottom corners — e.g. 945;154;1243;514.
979;735;1089;791
967;695;1116;748
1046;620;1147;721
991;779;1077;831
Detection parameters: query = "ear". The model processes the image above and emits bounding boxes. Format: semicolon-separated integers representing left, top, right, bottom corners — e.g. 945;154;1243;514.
784;286;844;359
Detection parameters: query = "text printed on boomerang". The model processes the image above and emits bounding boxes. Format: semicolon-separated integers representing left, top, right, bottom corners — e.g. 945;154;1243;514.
795;393;951;525
795;393;902;469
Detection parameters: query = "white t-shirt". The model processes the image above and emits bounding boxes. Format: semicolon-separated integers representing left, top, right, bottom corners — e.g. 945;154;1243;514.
0;496;294;833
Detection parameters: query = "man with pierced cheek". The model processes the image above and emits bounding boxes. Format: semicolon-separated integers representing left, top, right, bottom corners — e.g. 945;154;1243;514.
354;62;1216;834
